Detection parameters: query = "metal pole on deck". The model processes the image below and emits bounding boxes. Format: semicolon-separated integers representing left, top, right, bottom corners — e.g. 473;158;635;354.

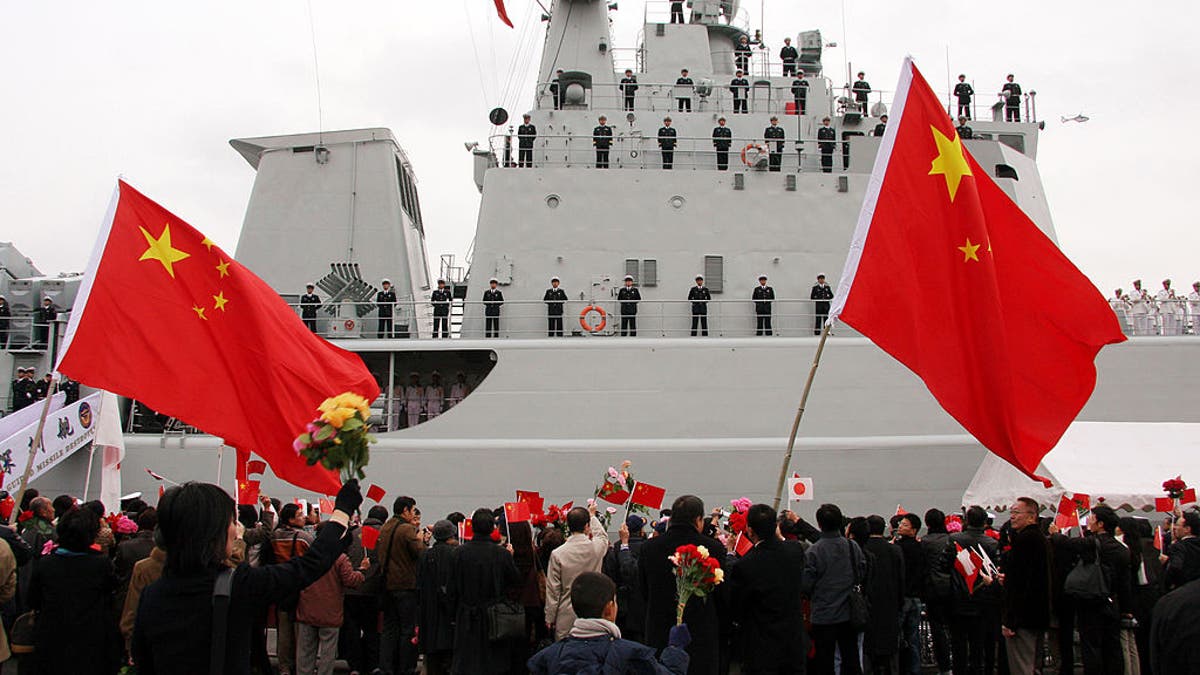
772;321;832;511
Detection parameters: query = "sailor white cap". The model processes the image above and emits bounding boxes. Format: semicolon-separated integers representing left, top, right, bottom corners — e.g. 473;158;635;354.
758;274;768;280
489;277;499;283
695;275;704;280
382;278;392;284
624;275;634;281
436;278;446;284
550;276;560;282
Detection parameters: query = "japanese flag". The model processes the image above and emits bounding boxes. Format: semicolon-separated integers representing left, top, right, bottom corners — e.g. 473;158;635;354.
787;476;814;502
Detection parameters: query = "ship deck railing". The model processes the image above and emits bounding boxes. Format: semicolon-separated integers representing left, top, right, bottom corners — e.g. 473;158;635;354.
284;299;1200;341
533;79;1037;124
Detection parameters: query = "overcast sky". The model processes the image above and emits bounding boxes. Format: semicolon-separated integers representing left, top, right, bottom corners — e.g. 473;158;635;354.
2;1;1197;296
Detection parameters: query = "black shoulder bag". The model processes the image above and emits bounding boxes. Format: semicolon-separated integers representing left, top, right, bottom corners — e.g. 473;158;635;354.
1064;537;1110;603
485;550;525;642
846;539;870;630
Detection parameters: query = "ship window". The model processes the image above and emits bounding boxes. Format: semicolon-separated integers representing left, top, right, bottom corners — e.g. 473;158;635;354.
994;164;1019;180
998;134;1026;154
704;255;724;293
642;259;658;287
625;259;639;281
293;146;315;153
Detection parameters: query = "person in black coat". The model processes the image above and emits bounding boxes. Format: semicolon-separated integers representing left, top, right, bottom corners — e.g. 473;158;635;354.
1119;516;1161;675
658;117;678;170
517;113;536;168
752;275;774;335
639;495;727;675
618;276;641;336
852;72;871;113
1001;74;1022;122
938;506;1001;675
603;515;650;644
30;507;121;675
764;117;785;172
131;480;362;675
1162;509;1200;591
543;277;568;337
675;69;694;112
593;115;613;168
549;69;564;110
620;69;639;111
431;279;453;339
956;116;973;140
483;278;504;338
810;274;834;334
920;510;953;675
448;509;522;675
417;520;459;675
376;280;397;338
300;284;321;333
1149;577;1200;675
728;504;807;675
817;117;837;174
893;513;926;675
730;71;750;114
953;74;973;119
712;117;732;171
1000;498;1051;675
861;516;904;674
791;72;809;115
688;276;711;337
33;298;56;347
779;38;798;77
1052;505;1132;675
734;36;752;73
670;0;684;23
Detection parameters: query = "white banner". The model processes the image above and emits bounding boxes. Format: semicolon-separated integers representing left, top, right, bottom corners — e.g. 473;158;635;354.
0;392;101;494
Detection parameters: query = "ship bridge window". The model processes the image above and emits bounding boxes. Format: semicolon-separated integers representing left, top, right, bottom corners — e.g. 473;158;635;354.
994;164;1019;180
998;134;1026;154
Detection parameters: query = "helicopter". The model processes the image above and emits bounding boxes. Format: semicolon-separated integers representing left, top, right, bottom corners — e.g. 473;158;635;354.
1061;113;1090;123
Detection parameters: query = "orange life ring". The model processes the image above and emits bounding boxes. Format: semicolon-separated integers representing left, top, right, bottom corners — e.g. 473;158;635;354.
579;305;607;333
741;143;765;166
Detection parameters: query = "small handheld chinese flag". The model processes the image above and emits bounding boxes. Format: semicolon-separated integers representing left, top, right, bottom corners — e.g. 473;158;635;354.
516;490;545;516
630;482;667;510
733;532;753;557
247;460;267;476
1054;494;1079;530
366;484;387;504
237;480;260;507
1154;525;1164;551
504;501;531;524
1156;497;1176;513
361;525;381;550
828;58;1125;484
57;181;380;494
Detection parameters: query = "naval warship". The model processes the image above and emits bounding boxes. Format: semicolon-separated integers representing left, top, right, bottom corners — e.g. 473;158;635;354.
4;0;1199;519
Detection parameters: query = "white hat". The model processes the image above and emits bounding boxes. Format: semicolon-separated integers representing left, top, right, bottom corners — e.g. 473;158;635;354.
624;275;634;281
757;274;768;280
550;276;560;282
489;277;499;283
436;278;446;284
382;278;391;284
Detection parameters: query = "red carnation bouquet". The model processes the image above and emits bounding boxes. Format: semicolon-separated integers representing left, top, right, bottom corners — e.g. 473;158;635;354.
1163;476;1188;500
669;544;724;625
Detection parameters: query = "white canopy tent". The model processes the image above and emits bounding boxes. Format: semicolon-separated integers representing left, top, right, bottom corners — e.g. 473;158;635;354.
962;422;1200;513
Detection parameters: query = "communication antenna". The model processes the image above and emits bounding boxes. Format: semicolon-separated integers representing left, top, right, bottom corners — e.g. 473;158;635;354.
305;0;324;145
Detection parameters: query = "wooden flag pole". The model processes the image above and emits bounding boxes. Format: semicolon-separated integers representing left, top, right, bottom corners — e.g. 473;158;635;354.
773;322;832;511
10;382;59;526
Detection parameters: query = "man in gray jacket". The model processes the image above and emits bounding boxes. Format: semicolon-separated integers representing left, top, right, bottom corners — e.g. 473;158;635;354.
801;503;865;675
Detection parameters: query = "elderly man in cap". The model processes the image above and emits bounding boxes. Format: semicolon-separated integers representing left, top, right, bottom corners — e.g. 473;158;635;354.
299;283;321;333
604;514;650;643
544;276;568;337
688;276;711;336
618;275;641;336
752;274;775;336
376;279;397;338
430;279;452;338
417;520;459;675
483;277;504;338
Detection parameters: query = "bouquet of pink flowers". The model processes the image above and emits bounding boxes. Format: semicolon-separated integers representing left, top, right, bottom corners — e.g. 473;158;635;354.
670;544;724;625
293;392;377;481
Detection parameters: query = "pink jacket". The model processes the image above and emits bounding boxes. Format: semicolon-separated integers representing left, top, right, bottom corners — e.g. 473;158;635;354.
296;553;364;627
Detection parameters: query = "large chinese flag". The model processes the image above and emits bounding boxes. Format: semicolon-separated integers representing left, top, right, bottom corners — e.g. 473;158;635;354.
829;59;1124;483
57;180;380;494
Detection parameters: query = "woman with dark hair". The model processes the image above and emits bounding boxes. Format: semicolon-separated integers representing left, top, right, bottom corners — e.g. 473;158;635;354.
448;508;522;674
29;506;121;675
507;520;542;667
130;480;362;675
1118;516;1162;675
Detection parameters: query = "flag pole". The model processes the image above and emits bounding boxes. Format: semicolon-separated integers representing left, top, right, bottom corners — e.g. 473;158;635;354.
10;382;58;526
82;444;97;502
773;321;832;510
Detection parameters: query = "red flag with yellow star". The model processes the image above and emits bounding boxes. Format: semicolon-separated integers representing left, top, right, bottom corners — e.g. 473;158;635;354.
57;180;380;494
828;59;1124;483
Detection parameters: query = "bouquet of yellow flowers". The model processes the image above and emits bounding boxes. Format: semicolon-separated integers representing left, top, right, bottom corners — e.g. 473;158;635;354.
293;392;377;481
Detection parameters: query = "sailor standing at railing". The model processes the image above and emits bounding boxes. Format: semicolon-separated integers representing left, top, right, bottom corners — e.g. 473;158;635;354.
753;275;775;336
376;279;396;339
764;117;785;172
954;75;974;120
712;117;732;171
1001;74;1022;122
544;277;568;337
852;72;872;114
817;117;837;173
811;274;834;335
791;71;809;116
424;371;445;420
403;372;423;428
658;118;678;170
618;275;640;336
730;70;750;114
1128;279;1150;335
593;116;613;169
689;276;711;337
676;69;694;112
431;279;452;338
1109;288;1131;335
1157;279;1184;335
300;284;321;333
517;114;536;169
448;371;470;408
1189;282;1200;335
483;277;504;338
620;69;639;111
734;35;752;74
780;38;798;77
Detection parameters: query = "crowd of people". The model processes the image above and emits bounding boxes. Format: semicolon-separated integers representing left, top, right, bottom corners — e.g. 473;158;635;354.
1109;280;1200;336
4;476;1199;675
6;370;79;412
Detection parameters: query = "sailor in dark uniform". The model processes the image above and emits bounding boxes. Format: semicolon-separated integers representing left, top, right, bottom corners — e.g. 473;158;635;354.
810;274;834;335
764;116;785;172
670;0;684;23
658;117;678;170
593;115;613;169
688;275;711;337
300;284;321;333
543;276;568;337
852;71;871;114
873;114;888;137
956;115;973;140
32;297;56;348
712;117;732;171
483;278;504;338
752;274;775;335
620;69;638;111
618;275;640;336
517;114;536;168
549;69;565;110
1001;74;1022;122
817;117;836;173
779;37;798;77
734;35;752;73
376;279;396;338
431;278;452;338
11;368;34;410
675;69;694;112
791;70;809;115
954;74;974;119
730;70;750;114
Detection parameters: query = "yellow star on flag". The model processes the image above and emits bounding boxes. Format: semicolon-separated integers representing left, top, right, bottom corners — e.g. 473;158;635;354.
213;291;229;312
201;237;215;252
192;304;207;320
958;237;982;262
929;126;973;202
138;224;191;278
215;260;230;278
